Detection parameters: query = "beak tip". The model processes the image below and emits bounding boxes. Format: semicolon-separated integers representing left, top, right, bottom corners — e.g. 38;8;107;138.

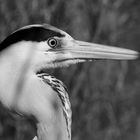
132;51;140;60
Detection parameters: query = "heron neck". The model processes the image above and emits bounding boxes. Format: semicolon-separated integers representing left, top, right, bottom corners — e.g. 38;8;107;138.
0;43;35;108
37;121;69;140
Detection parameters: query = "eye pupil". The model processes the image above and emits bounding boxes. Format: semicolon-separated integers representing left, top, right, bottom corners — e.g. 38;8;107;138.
47;38;58;48
50;40;55;46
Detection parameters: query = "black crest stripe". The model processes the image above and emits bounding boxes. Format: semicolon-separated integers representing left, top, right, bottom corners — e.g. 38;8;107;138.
0;25;65;51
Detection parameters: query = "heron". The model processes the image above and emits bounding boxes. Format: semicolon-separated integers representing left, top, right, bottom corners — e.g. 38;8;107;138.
0;24;139;140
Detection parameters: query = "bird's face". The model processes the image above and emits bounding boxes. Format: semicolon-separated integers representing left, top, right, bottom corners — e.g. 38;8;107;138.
0;24;139;72
32;24;139;70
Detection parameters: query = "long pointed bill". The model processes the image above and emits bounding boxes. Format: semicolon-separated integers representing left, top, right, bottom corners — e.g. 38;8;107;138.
68;40;139;60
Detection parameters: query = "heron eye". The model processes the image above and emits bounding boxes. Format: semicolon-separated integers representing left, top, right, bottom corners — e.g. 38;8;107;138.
47;38;58;48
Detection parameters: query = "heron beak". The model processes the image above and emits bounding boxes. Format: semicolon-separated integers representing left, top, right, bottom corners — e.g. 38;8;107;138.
67;40;139;60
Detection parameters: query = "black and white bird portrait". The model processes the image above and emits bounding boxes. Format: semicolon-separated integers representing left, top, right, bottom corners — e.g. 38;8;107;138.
0;1;140;140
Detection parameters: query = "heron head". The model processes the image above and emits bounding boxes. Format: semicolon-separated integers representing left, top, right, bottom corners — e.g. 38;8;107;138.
0;24;139;72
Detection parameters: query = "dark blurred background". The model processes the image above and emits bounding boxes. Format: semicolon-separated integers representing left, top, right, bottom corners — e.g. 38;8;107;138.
0;0;140;140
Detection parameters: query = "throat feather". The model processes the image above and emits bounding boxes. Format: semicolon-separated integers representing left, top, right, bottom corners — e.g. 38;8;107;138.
37;73;72;139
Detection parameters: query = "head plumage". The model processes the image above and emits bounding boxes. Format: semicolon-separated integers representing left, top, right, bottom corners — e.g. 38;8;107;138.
0;24;65;51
